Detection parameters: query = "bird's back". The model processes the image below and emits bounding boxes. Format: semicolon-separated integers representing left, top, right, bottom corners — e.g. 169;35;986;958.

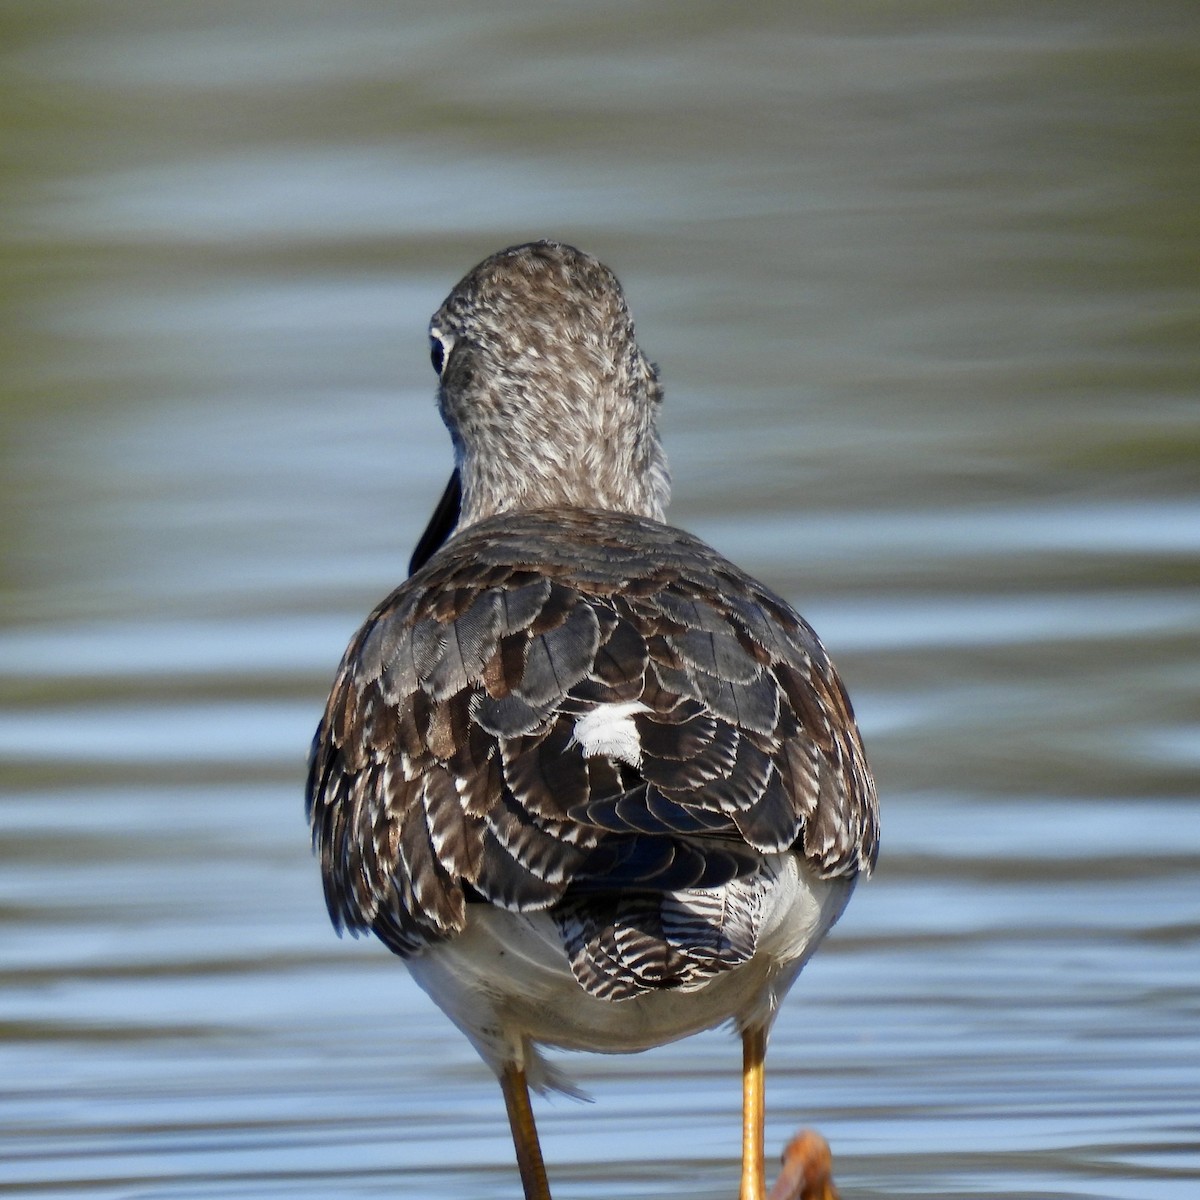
307;506;877;1011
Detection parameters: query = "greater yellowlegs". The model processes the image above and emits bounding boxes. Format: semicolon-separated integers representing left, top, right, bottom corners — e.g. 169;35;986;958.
307;241;877;1200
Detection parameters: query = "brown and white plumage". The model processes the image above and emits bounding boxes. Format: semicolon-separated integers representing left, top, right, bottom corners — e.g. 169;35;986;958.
306;241;878;1200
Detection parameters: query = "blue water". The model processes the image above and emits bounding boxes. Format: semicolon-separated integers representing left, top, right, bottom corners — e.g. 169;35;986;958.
2;4;1198;1197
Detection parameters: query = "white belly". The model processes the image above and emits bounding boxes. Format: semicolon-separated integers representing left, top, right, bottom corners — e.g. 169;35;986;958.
404;855;854;1094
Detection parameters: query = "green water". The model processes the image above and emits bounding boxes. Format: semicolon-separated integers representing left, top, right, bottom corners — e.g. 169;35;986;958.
2;3;1198;1197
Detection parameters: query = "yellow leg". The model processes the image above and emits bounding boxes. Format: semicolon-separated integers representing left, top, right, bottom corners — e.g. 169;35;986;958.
500;1062;552;1200
740;1025;767;1200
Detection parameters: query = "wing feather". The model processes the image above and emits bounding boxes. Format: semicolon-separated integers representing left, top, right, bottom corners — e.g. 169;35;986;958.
305;509;878;974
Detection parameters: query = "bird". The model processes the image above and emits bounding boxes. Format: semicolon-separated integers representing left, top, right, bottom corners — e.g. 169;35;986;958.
306;240;878;1200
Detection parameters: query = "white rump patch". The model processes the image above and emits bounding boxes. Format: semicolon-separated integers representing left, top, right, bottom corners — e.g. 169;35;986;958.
572;701;649;767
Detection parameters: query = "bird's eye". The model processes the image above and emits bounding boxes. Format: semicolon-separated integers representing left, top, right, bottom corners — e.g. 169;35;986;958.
429;330;453;376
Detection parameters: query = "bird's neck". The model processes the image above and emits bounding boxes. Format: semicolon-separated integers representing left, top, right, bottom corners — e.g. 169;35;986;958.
454;424;670;529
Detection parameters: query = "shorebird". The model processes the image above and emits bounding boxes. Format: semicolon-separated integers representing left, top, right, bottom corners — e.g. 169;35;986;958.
306;241;877;1200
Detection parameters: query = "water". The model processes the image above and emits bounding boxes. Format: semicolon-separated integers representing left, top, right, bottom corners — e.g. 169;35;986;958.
2;3;1198;1197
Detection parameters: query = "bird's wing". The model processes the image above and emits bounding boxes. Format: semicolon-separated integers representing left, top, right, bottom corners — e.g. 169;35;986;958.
306;509;877;969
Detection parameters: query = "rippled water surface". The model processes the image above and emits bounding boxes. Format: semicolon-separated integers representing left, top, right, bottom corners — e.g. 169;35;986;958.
3;4;1198;1198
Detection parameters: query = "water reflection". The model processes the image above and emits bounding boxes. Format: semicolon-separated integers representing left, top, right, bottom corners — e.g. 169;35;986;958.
2;2;1198;1198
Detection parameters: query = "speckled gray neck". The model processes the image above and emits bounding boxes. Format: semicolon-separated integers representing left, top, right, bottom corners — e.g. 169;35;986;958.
429;241;671;530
